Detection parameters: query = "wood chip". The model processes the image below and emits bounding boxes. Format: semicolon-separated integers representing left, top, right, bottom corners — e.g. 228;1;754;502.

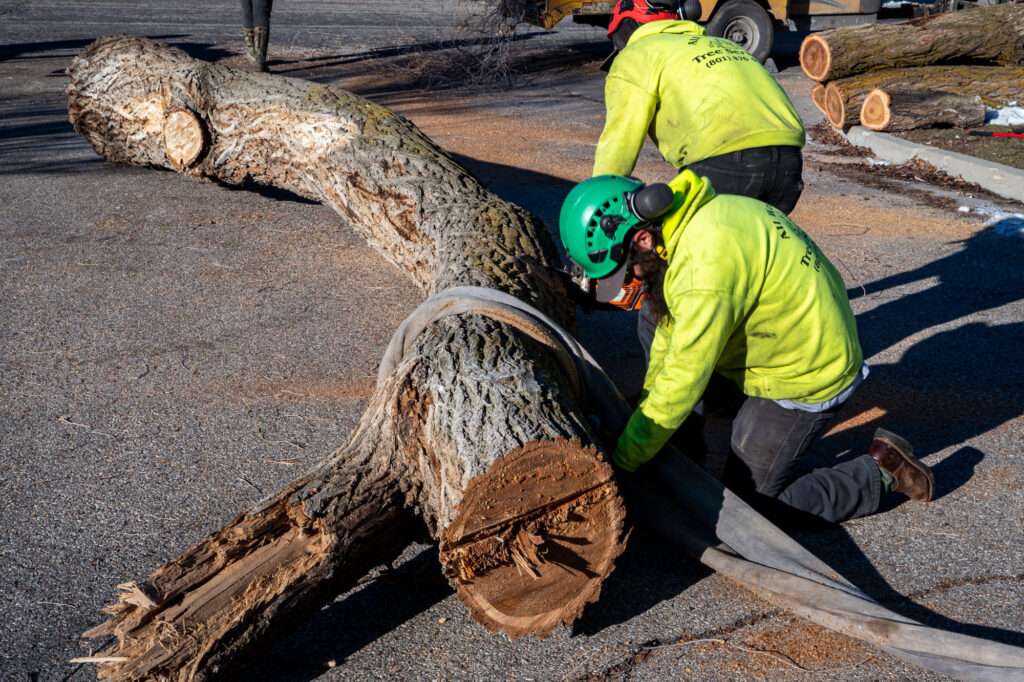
69;656;130;664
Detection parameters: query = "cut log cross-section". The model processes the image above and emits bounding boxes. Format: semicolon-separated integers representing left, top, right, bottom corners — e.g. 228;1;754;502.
810;84;827;115
162;108;205;169
860;89;986;132
800;2;1024;82
821;65;1024;129
67;35;627;681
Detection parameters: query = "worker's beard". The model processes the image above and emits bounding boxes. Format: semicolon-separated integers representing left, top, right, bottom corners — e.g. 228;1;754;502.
630;249;669;322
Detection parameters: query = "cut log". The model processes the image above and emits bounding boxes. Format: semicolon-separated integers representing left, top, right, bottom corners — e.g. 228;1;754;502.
822;78;876;129
810;84;827;115
821;65;1024;128
162;108;206;170
800;3;1024;82
67;35;627;681
860;88;986;131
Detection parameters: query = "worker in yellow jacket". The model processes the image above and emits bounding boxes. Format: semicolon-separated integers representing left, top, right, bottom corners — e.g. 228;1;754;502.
558;172;934;522
595;1;806;214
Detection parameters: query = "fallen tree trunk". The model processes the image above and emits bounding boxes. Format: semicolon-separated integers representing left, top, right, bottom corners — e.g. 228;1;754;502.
800;3;1024;82
860;88;986;131
67;35;626;681
821;65;1024;128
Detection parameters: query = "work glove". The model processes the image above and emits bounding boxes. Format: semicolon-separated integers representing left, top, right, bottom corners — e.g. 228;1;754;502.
611;444;640;473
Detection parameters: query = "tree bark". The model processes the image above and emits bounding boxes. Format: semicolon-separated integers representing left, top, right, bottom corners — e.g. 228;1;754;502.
821;65;1024;128
800;3;1024;82
67;35;627;681
859;88;986;131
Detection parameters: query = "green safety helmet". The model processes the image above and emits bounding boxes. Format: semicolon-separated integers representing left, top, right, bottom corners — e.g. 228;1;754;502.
559;175;675;300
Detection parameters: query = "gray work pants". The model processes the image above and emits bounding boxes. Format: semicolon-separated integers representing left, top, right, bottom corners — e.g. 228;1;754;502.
637;301;881;523
241;0;273;28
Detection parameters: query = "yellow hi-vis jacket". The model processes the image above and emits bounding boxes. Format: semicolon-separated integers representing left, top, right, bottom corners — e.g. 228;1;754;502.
613;170;863;472
593;21;806;176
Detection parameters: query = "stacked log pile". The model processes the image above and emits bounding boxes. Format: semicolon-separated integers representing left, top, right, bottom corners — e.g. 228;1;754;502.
801;3;1024;132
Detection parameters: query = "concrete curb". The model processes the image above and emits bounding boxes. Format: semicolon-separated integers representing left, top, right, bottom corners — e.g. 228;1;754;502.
844;126;1024;204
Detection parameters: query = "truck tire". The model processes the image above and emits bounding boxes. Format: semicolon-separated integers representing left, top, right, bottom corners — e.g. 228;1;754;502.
706;0;774;63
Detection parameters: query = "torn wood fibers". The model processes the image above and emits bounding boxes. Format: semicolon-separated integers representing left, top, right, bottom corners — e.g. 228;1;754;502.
67;35;626;681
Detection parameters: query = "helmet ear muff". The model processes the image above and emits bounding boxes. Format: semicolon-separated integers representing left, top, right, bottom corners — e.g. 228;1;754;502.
680;0;701;20
629;183;675;221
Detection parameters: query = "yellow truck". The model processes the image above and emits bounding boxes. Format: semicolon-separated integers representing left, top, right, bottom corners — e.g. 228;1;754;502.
520;0;885;62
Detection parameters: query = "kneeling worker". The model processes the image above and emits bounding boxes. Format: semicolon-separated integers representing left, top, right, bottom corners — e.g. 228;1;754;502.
559;172;933;522
595;0;806;214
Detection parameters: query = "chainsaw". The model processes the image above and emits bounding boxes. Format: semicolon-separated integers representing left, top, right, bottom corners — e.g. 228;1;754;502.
517;256;649;312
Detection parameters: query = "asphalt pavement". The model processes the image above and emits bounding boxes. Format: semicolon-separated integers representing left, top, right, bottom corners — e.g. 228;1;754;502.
1;3;1023;681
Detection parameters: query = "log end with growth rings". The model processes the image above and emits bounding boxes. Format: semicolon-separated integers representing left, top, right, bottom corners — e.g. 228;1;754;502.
162;108;206;170
440;440;626;638
860;89;892;131
823;82;848;129
810;84;827;115
799;34;832;82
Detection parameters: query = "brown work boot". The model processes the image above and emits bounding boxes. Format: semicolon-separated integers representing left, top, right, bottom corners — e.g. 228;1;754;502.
870;428;934;502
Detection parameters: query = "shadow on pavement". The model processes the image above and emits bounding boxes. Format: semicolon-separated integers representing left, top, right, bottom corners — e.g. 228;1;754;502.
269;32;544;75
0;114;73;141
257;546;453;682
573;530;711;635
0;35;186;61
794;499;1024;649
450;153;577;230
214;177;321;205
169;39;236;63
849;228;1024;359
295;38;608;94
0;106;99;176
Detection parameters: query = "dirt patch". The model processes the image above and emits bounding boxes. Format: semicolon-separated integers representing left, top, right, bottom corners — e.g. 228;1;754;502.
880;157;992;195
614;616;875;680
791;186;974;241
225;377;377;403
737;616;871;671
825;406;888;437
813;157;999;213
962;464;1024;494
808;122;874;157
896;126;1024;171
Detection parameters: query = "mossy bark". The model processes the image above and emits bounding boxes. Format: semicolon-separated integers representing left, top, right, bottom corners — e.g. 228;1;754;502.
68;35;626;681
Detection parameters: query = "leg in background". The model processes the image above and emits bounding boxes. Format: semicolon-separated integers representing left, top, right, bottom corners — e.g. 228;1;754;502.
240;0;256;63
251;0;273;71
